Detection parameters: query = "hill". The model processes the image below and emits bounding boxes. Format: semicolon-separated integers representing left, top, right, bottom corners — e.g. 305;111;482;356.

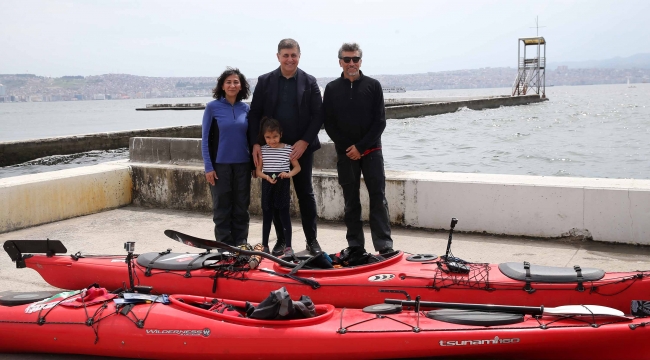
548;53;650;70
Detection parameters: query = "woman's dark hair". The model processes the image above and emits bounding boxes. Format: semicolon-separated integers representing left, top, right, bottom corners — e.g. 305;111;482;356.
212;67;250;101
258;116;283;145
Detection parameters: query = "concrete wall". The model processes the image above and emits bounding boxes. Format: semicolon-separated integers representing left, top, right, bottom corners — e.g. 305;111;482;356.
2;154;649;244
396;172;650;244
128;163;650;245
0;125;201;167
126;138;650;245
0;161;132;233
129;136;337;170
128;137;336;215
6;129;648;245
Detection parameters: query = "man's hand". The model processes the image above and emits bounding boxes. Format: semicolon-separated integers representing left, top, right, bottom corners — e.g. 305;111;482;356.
205;171;218;186
252;144;262;168
346;145;361;160
290;140;309;161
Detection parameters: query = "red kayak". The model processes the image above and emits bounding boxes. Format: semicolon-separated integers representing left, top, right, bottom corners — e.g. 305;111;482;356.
5;235;650;312
0;287;647;359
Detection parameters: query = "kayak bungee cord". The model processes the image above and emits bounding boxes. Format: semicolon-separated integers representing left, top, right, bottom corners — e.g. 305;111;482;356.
0;288;121;344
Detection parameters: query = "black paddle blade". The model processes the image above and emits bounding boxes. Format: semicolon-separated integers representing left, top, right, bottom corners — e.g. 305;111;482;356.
163;230;298;268
163;230;218;250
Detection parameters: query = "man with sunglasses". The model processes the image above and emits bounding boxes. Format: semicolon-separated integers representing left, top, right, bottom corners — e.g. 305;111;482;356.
323;43;394;255
249;38;324;257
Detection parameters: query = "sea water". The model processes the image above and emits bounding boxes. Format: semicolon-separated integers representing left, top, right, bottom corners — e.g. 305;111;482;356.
1;83;648;179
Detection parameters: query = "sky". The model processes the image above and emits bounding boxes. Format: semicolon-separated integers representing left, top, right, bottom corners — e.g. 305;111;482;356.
1;0;649;78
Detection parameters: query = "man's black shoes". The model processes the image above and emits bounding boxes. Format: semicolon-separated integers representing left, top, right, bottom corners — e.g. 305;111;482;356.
379;247;395;255
306;238;322;256
271;240;285;257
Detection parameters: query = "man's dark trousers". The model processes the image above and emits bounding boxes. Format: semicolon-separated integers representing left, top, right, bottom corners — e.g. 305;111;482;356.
210;163;251;246
273;150;317;242
336;150;392;251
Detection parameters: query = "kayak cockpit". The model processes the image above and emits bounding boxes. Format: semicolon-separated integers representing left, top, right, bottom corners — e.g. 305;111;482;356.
133;248;406;275
271;250;405;276
169;294;335;326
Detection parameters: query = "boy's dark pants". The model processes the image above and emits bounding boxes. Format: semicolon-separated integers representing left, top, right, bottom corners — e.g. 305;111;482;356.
272;151;318;243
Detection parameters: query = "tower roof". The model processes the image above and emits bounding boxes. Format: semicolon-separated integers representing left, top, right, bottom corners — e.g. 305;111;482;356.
519;37;545;45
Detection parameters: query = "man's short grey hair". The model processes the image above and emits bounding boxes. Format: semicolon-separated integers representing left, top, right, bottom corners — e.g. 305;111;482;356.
338;43;363;59
278;38;300;54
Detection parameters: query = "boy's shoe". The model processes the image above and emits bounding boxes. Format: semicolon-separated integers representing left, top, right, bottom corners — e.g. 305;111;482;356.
379;247;395;255
306;238;322;256
283;247;294;257
272;240;285;257
262;245;270;254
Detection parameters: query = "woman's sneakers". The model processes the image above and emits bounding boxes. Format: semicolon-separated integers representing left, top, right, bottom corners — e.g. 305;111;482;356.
283;247;294;257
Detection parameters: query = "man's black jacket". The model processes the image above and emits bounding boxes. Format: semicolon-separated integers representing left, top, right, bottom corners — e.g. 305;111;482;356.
323;71;386;154
248;67;323;151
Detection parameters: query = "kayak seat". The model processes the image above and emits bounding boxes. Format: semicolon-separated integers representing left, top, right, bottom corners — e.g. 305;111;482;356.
136;252;221;271
499;262;605;283
426;309;524;326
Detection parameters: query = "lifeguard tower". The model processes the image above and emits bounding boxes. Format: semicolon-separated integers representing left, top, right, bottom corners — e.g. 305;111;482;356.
512;37;546;98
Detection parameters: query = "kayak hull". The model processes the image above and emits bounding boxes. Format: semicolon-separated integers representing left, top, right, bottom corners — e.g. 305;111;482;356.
23;252;650;312
0;291;648;359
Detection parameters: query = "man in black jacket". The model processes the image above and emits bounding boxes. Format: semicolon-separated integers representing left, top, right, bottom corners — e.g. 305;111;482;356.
323;43;394;254
248;38;324;256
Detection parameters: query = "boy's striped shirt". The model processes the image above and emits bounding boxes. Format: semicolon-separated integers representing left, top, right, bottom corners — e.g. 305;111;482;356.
261;144;292;173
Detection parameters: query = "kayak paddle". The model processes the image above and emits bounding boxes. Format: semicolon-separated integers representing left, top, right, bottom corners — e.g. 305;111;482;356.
164;230;298;268
385;299;626;317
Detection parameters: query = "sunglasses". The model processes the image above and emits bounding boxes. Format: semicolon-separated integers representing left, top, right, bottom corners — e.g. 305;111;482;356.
340;56;361;63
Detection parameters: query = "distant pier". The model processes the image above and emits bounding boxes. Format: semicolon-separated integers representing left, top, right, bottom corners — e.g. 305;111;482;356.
136;103;206;111
136;95;548;117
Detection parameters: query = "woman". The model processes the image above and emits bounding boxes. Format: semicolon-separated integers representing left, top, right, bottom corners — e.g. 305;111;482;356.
201;67;252;246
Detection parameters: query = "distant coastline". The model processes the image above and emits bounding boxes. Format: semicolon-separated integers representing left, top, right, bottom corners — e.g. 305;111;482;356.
1;63;649;103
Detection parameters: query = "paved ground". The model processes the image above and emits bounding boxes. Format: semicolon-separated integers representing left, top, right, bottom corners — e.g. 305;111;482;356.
3;206;650;293
3;206;650;358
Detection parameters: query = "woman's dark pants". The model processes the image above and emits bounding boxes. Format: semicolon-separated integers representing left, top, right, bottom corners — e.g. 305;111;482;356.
209;162;251;246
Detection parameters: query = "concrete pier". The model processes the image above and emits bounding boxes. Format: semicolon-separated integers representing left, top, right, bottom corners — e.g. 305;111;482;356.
385;94;545;119
0;95;546;166
2;136;649;246
0;126;200;167
4;206;650;295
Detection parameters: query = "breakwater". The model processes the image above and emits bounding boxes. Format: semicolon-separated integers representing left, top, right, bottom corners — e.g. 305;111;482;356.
0;126;200;167
384;94;545;119
1;95;546;167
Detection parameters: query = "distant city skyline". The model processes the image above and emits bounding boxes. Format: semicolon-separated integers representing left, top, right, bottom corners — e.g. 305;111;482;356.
1;65;647;103
2;0;649;78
